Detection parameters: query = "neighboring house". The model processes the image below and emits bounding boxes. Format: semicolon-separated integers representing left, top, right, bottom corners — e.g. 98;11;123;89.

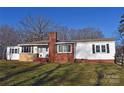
6;32;116;63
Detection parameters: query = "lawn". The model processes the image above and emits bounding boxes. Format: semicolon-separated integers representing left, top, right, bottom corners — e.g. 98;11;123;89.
0;61;124;86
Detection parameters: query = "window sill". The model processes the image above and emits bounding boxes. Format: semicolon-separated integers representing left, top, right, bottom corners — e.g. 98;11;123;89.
93;52;110;54
57;52;72;54
21;52;33;54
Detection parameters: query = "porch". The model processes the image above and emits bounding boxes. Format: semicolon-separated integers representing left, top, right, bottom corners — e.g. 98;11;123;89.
19;44;49;62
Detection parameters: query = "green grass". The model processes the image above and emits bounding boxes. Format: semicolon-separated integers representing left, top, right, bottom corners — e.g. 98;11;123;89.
0;61;124;86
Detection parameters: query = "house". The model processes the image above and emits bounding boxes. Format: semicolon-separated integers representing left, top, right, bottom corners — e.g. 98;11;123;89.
6;32;116;63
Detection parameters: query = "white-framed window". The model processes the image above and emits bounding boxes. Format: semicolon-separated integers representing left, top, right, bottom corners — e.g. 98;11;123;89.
38;46;48;53
57;44;72;53
11;49;14;54
22;46;32;53
92;44;110;54
101;45;106;52
9;48;19;54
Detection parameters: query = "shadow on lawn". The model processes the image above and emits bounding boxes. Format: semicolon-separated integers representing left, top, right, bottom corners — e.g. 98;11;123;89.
11;64;61;86
0;63;42;82
14;64;72;86
95;65;105;86
95;70;104;86
32;64;61;86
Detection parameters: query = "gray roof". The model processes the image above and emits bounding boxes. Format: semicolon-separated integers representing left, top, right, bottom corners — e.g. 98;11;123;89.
58;38;115;42
18;38;115;46
18;40;49;46
71;38;115;42
24;40;49;44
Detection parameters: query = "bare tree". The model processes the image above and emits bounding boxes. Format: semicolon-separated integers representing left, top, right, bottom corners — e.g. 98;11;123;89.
0;25;21;59
19;15;104;42
53;26;74;41
19;15;52;42
54;26;104;41
118;14;124;41
116;14;124;55
75;28;104;40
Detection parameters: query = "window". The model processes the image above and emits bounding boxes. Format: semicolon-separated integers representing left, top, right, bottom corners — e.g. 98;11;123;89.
38;47;48;53
101;45;106;52
38;47;42;53
22;46;31;53
96;45;100;52
58;45;63;52
9;48;19;54
12;49;14;54
57;44;71;53
15;49;18;53
92;44;110;54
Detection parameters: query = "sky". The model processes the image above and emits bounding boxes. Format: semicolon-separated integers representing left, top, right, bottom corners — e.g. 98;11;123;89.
0;7;124;38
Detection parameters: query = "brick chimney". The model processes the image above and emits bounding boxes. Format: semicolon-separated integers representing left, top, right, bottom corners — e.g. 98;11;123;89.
49;32;57;62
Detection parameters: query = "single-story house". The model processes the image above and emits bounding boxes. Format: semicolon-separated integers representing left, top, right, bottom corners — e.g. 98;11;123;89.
6;32;116;63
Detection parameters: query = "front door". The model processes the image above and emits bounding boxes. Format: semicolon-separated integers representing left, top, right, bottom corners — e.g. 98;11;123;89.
38;47;48;58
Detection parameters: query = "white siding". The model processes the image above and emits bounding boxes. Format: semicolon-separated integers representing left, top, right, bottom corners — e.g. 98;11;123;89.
75;41;115;60
7;46;20;60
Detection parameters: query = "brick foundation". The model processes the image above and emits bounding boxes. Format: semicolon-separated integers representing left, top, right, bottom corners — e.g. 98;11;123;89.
76;59;114;64
33;58;49;63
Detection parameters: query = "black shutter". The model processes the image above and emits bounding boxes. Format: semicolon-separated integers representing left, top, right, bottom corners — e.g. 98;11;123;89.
106;44;110;53
22;46;24;52
92;44;95;54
